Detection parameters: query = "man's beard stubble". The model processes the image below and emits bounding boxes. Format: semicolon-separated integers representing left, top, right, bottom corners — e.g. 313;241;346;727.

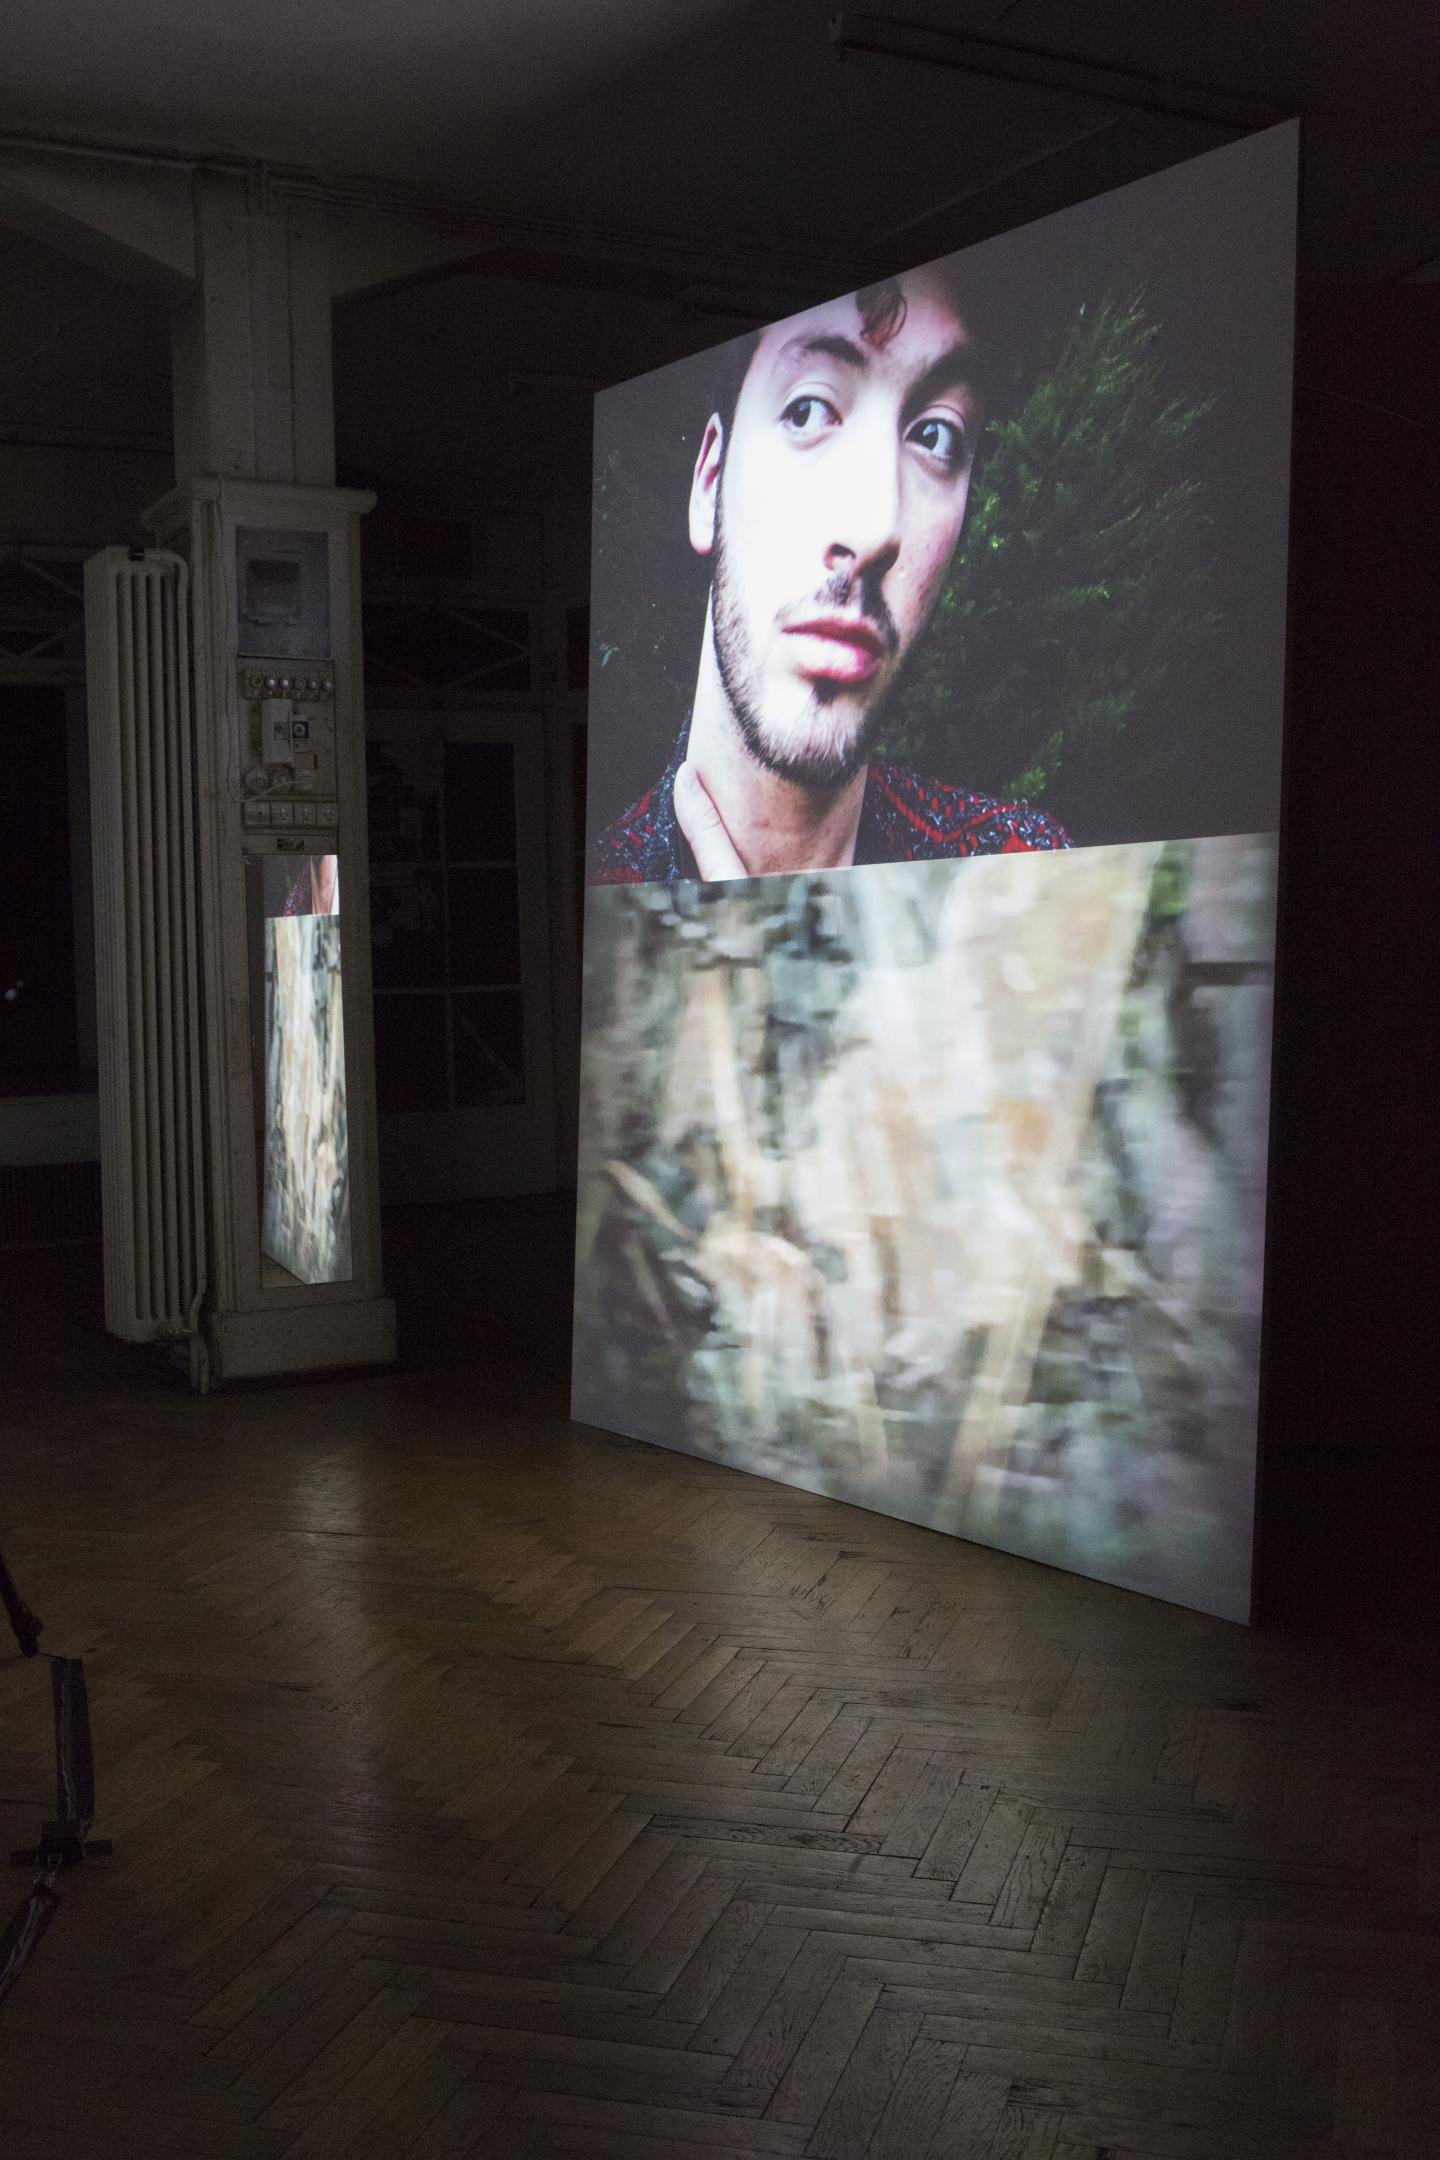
709;513;900;792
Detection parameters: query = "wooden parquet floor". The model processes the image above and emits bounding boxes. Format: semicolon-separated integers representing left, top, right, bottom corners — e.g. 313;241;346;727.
2;1355;1437;2160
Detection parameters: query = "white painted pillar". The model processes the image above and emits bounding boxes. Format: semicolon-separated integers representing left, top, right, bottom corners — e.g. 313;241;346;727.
171;173;336;489
144;471;395;1385
133;172;394;1381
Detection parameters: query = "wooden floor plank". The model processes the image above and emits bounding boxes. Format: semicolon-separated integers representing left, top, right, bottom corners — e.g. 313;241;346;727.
805;2000;923;2160
0;1357;1434;2159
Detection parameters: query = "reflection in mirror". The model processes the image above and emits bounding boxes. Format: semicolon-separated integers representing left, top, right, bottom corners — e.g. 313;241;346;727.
248;852;352;1287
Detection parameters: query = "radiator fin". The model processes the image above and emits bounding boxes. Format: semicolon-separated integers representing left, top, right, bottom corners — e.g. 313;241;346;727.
84;550;206;1342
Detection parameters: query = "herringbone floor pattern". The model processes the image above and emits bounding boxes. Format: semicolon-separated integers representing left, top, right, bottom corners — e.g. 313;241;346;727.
2;1356;1436;2159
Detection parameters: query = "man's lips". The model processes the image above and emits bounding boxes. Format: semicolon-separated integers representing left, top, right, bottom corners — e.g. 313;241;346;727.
782;613;889;684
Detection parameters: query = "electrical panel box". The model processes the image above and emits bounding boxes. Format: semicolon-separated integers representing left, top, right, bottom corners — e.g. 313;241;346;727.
238;660;340;843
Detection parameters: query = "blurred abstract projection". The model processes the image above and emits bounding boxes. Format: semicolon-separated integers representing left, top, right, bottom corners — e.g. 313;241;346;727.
573;128;1297;1620
260;854;352;1287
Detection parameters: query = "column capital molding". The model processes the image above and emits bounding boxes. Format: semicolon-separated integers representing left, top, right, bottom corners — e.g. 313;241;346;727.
144;476;376;542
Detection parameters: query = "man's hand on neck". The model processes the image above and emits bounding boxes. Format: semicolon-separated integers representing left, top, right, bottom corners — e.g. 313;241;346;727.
682;628;869;881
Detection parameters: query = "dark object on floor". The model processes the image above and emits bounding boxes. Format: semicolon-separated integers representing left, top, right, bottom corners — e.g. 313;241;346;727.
2;1633;111;2007
0;1542;42;1656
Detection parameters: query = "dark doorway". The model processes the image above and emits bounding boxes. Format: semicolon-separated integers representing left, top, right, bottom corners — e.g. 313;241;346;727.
0;685;78;1087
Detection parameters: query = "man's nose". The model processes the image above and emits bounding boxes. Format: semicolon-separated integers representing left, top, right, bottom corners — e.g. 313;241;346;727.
824;422;901;584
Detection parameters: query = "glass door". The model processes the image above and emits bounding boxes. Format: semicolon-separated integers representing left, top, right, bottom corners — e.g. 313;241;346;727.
366;710;556;1200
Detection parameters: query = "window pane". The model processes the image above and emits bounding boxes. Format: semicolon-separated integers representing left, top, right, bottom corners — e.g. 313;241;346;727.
447;866;520;987
445;741;516;862
370;865;445;988
453;991;524;1108
374;992;448;1112
566;604;590;692
368;738;440;862
363;605;531;694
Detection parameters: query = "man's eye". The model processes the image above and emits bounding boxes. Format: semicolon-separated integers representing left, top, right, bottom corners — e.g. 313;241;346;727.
909;415;967;470
780;395;839;437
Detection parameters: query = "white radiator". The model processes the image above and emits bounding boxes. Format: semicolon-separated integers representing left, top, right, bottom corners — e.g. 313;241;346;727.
84;548;207;1345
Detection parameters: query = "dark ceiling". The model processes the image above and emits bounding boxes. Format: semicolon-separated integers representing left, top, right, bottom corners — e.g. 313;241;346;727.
1;1;1436;288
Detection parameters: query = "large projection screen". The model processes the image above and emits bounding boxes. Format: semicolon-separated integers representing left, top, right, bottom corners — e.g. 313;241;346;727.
573;126;1297;1623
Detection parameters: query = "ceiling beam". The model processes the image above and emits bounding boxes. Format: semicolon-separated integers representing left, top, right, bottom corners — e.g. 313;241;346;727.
829;12;1287;135
0;122;869;323
0;152;194;295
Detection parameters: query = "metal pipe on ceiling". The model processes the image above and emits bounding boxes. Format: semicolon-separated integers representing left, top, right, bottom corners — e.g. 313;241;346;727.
828;12;1285;135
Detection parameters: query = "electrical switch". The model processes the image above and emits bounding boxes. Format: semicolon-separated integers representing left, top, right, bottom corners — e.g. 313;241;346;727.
261;697;295;764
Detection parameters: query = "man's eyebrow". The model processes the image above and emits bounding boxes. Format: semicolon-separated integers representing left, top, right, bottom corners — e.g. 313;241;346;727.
772;331;869;372
769;331;979;413
905;342;981;416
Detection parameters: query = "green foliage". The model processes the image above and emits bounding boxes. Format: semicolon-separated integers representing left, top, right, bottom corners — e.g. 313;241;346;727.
588;390;715;812
877;290;1220;821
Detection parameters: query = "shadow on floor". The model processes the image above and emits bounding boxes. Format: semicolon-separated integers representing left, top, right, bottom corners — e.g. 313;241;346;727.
381;1191;576;1388
0;1191;577;1395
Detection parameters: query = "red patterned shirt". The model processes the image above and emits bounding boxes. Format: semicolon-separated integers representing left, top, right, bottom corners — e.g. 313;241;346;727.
588;739;1069;885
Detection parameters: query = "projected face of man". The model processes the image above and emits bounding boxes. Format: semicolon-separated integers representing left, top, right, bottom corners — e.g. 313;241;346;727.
686;272;980;851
